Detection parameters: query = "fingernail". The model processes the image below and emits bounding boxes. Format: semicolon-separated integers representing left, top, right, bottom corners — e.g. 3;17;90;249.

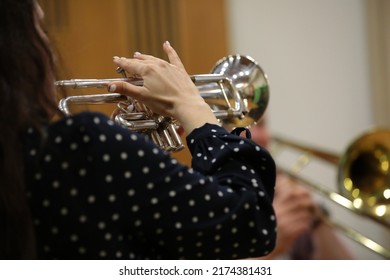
164;40;171;46
134;51;141;57
108;84;116;92
113;56;119;61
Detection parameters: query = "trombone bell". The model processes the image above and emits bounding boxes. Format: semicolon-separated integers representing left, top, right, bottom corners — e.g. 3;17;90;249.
338;129;390;218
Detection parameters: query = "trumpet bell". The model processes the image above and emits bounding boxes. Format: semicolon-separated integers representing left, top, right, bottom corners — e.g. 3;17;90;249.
210;54;270;127
338;129;390;217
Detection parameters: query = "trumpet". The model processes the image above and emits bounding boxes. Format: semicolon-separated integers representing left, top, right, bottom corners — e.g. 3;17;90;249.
56;54;270;152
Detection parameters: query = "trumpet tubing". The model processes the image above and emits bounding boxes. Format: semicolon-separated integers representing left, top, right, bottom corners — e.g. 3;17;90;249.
56;54;270;152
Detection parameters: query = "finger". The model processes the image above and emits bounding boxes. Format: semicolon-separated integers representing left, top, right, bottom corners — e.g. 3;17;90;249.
113;56;148;77
132;51;160;62
163;41;186;70
108;80;144;100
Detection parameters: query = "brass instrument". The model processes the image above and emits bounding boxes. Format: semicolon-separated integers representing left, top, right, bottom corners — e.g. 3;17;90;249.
56;54;269;152
271;129;390;259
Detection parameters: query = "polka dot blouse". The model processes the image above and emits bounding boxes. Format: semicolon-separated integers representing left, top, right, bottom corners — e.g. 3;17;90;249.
23;111;276;259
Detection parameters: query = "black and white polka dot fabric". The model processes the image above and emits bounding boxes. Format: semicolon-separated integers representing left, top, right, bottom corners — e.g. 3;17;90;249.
23;111;276;259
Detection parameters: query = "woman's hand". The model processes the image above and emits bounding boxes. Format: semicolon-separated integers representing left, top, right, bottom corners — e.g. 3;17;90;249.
108;41;219;134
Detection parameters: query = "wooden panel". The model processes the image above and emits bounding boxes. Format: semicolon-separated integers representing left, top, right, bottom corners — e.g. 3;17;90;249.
41;0;131;78
172;0;228;166
125;0;180;59
41;0;132;116
177;0;228;74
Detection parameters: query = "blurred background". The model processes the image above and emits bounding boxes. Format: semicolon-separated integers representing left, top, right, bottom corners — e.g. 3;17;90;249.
40;0;390;259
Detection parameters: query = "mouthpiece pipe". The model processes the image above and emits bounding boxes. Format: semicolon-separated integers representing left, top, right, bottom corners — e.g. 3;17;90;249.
55;78;144;88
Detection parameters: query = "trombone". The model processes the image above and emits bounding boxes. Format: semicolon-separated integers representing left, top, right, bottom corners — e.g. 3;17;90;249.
270;129;390;259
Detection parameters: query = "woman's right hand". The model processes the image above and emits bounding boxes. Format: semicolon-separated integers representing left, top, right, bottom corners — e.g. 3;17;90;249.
107;42;219;134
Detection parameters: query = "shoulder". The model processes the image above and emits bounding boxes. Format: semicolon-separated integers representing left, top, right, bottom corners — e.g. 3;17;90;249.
49;111;125;135
51;111;112;128
47;111;136;144
47;111;158;151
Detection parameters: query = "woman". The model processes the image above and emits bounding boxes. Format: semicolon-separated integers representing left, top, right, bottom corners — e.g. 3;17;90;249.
0;0;276;259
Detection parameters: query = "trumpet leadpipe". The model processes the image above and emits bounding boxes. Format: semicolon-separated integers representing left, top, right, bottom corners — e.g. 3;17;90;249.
55;78;144;88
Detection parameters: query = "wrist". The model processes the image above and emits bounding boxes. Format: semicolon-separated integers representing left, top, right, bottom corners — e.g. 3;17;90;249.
175;99;219;134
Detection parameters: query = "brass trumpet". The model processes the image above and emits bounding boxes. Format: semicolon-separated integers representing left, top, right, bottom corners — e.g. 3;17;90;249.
56;54;270;152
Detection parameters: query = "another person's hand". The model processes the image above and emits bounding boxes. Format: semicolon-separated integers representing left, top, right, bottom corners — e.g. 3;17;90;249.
269;173;316;257
108;41;219;134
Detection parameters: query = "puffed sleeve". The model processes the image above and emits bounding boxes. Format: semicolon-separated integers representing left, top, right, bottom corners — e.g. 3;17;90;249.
187;124;276;198
176;123;277;259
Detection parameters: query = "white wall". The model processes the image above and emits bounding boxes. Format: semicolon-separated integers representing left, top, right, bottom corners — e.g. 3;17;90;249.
226;0;373;152
226;0;389;259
